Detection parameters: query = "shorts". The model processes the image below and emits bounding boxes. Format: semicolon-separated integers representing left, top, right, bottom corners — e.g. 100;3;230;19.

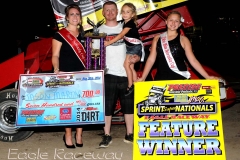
126;44;142;57
104;74;134;116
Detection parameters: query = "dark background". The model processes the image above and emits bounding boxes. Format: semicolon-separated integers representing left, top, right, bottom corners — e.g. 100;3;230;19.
3;0;240;79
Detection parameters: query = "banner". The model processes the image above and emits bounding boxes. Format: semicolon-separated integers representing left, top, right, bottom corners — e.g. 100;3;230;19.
50;0;187;30
133;80;226;160
16;70;105;127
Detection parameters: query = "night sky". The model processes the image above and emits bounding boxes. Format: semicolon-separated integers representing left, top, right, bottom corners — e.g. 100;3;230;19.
12;0;240;78
14;1;238;45
14;0;238;38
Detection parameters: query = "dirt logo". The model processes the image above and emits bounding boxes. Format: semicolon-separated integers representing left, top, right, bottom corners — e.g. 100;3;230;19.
167;83;202;94
45;75;75;88
81;107;98;111
143;85;167;106
60;108;72;120
21;110;45;117
26;117;37;123
136;84;216;116
76;100;87;106
22;77;43;87
44;115;57;120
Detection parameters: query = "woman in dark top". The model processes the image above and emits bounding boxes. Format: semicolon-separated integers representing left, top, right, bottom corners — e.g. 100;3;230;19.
154;33;188;80
138;10;219;81
52;4;85;149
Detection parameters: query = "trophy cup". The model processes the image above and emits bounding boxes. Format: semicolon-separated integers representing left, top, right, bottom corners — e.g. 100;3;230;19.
84;18;106;70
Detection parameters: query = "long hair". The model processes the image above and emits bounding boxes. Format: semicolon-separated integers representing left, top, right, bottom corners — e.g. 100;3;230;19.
166;10;183;34
64;4;85;37
121;3;138;26
166;10;182;20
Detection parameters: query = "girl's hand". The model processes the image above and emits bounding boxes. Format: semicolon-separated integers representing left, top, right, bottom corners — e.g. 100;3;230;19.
104;41;109;47
129;54;140;64
136;77;144;82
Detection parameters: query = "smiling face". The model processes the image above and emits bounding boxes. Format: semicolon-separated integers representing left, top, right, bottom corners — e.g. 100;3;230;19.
66;8;81;26
165;13;182;31
102;3;118;22
121;5;134;22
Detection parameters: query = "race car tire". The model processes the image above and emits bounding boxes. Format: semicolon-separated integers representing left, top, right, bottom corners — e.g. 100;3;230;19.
144;100;149;106
157;98;163;105
0;89;34;142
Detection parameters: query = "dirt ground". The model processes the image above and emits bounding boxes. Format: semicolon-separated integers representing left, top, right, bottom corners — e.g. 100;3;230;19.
0;102;240;160
0;123;133;160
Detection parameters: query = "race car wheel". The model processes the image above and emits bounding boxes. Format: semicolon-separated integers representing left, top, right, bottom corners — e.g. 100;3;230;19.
144;100;149;106
0;89;34;142
157;98;163;105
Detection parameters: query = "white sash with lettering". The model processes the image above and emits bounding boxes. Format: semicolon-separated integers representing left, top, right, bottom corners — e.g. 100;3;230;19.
160;32;190;79
124;36;145;62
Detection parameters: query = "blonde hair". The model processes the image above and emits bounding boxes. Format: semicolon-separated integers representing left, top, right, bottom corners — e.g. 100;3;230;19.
166;10;182;20
121;3;138;25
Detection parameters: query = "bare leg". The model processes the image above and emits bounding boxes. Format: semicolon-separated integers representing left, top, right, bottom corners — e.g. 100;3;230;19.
76;127;83;144
104;115;112;135
124;54;133;87
65;127;73;145
124;114;133;134
130;63;137;82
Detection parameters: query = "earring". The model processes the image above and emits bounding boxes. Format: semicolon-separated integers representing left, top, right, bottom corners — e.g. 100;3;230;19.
77;22;81;28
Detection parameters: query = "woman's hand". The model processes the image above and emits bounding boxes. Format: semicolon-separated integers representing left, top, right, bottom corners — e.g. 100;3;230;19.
54;68;60;74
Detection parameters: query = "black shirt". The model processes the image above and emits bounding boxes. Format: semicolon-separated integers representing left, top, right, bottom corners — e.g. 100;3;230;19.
53;32;85;72
155;34;188;80
123;19;141;46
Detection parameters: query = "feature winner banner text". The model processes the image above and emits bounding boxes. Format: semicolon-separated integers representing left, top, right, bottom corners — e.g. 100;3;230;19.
133;80;226;160
16;70;104;127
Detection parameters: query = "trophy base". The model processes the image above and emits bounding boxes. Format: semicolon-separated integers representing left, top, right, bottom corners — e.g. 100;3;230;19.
86;66;107;70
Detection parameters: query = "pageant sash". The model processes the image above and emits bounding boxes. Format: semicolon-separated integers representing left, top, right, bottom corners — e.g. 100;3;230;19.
124;36;145;62
58;28;86;68
160;32;190;79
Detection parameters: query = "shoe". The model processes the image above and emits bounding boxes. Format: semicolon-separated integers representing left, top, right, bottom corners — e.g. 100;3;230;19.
124;133;133;144
99;134;112;148
63;135;76;148
75;133;83;147
125;85;134;96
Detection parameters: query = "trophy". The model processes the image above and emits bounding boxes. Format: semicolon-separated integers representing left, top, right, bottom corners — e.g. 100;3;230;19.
85;18;106;70
87;17;104;36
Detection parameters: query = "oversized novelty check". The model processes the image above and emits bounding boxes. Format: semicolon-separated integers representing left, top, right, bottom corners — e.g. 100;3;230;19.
16;70;104;127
